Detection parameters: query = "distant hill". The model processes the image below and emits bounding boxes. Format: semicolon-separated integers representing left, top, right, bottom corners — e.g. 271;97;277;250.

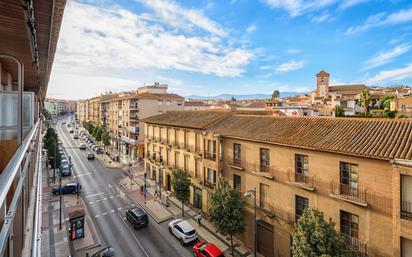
185;92;306;100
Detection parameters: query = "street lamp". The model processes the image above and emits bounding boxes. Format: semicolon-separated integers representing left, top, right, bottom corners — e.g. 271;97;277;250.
244;188;257;257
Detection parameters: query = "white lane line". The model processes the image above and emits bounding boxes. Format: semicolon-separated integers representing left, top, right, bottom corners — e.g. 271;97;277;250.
102;212;108;216
103;197;107;201
117;207;122;211
95;215;100;218
85;192;105;198
116;212;150;257
77;172;92;177
96;200;100;203
109;196;114;199
130;203;135;207
110;209;115;213
89;201;94;205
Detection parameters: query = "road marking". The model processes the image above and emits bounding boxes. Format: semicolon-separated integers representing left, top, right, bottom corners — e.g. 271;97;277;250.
77;172;92;177
130;203;135;207
117;207;122;211
103;197;107;201
85;192;104;198
109;196;114;199
96;200;100;203
89;201;93;205
95;215;100;218
110;209;115;213
102;212;108;216
116;212;150;257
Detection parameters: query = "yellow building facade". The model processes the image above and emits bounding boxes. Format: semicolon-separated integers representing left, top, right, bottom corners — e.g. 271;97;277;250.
144;110;412;257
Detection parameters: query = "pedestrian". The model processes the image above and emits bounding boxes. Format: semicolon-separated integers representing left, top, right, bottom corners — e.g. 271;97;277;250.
197;212;202;227
154;186;158;197
140;185;144;195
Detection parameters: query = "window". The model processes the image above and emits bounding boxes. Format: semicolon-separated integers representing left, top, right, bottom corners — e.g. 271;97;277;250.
233;174;241;190
233;143;241;166
166;100;171;106
159;127;162;141
184;131;188;148
206;140;216;159
260;148;270;172
205;168;216;188
166;128;170;144
177;101;182;107
259;183;270;209
184;155;189;171
174;152;179;168
295;154;308;182
340;210;359;240
295;195;309;221
340;162;358;196
166;149;170;165
158;100;163;105
195;159;200;178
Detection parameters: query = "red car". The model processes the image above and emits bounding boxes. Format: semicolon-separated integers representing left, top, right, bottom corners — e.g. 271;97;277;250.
193;241;225;257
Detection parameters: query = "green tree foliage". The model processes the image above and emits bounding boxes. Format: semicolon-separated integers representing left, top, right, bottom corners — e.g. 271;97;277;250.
92;126;99;137
358;89;371;116
102;129;110;146
171;169;191;217
272;90;280;100
292;208;354;257
43;127;61;168
333;105;345;117
209;178;246;256
42;108;52;120
378;95;396;118
95;127;102;141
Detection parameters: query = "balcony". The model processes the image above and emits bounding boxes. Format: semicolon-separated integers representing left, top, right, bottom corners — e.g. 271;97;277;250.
120;135;137;145
401;201;412;220
249;200;294;224
204;180;216;189
251;163;274;180
341;234;368;257
287;172;315;191
227;158;244;170
129;115;139;121
128;126;140;133
329;181;368;207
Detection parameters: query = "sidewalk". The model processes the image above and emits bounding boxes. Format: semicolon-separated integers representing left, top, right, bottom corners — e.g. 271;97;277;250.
120;169;252;257
40;156;100;257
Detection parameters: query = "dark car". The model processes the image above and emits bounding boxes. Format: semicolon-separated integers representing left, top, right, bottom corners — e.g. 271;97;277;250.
126;207;149;229
73;134;79;139
87;153;95;160
193;242;225;257
96;148;104;154
52;183;81;195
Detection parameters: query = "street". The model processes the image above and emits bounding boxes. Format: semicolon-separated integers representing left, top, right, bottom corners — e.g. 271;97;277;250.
56;118;196;257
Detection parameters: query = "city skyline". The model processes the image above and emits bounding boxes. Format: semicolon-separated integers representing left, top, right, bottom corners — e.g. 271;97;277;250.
48;0;412;100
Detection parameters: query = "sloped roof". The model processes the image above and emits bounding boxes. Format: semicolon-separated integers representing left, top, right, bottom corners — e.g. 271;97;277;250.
209;115;412;160
317;70;329;76
143;111;230;129
329;84;367;93
138;92;184;100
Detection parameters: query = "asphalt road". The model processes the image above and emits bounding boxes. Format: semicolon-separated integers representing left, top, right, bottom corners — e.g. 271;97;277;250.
56;117;195;257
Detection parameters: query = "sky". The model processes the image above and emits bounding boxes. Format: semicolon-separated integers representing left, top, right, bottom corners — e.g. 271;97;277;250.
47;0;412;100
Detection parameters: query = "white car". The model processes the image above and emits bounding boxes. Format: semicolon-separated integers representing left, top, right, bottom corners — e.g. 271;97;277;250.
168;219;198;245
79;143;87;150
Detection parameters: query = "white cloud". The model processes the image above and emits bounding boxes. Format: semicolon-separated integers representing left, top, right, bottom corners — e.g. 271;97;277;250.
260;0;337;17
52;1;253;78
139;0;227;37
311;12;333;23
286;48;302;54
367;64;412;85
345;7;412;35
338;0;370;11
257;73;272;78
246;24;257;33
361;43;411;71
275;60;305;73
260;65;272;70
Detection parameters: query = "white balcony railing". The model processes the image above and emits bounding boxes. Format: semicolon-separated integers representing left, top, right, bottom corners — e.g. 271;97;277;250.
128;126;140;133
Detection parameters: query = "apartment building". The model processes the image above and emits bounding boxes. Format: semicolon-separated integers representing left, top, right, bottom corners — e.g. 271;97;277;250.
0;1;65;257
45;98;76;116
144;110;412;257
79;84;185;162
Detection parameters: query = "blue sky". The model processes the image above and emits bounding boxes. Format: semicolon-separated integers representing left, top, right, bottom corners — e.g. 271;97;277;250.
47;0;412;99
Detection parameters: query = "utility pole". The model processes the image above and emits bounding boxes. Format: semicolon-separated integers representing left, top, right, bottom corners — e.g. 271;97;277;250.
59;168;62;229
53;146;56;183
144;172;147;204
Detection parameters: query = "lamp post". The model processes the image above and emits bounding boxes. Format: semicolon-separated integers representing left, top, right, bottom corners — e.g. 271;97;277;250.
244;188;257;257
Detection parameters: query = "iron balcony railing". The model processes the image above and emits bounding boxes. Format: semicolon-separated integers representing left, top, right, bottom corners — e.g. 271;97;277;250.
232;158;241;167
341;233;368;257
330;181;367;205
204;180;216;189
401;201;412;220
204;152;216;160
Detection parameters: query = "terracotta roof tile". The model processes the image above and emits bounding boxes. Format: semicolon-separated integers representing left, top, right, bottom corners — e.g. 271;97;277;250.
329;84;367;93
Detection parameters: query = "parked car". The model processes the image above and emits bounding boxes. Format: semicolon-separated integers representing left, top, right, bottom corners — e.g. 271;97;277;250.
52;183;81;195
67;124;71;127
60;159;68;166
69;129;74;133
60;164;71;177
95;147;103;154
73;134;79;139
126;207;149;229
79;143;86;150
168;219;198;245
193;242;225;257
87;153;95;160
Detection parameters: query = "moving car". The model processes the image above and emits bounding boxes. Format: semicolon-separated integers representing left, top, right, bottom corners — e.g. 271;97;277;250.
193;242;225;257
52;183;81;195
69;129;74;133
168;219;198;245
126;207;149;229
73;134;79;139
79;143;86;150
87;153;95;160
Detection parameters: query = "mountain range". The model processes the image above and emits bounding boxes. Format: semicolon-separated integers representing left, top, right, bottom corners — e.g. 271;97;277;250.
185;92;307;100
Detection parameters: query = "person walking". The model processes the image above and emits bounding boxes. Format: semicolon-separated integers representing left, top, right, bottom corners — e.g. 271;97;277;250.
197;212;202;227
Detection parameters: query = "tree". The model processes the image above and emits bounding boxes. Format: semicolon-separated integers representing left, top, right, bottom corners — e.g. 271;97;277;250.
171;169;191;217
209;178;246;256
292;208;354;257
43;127;61;168
358;89;371;116
333;105;345;117
95;127;102;141
272;90;280;100
102;129;110;146
42;108;52;120
92;126;99;137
